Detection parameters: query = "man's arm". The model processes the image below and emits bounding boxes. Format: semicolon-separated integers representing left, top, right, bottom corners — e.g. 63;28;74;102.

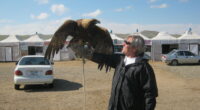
91;53;123;70
140;62;158;110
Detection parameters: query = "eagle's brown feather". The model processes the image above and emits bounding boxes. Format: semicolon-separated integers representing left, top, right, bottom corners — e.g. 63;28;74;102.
45;19;114;71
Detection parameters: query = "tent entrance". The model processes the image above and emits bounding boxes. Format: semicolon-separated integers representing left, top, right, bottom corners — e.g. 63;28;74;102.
5;47;12;61
146;45;151;52
0;47;13;61
28;46;43;55
114;45;123;53
162;44;178;54
189;44;199;55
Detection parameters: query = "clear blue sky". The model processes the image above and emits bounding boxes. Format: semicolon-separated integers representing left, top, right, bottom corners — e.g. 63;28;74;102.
0;0;200;34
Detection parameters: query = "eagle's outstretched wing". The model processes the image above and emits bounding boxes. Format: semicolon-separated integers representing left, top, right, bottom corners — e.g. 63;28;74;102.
45;19;116;72
88;25;114;55
45;20;78;59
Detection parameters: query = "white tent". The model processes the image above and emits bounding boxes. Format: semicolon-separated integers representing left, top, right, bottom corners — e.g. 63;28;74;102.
178;31;200;43
44;36;76;61
152;32;177;43
0;35;21;61
110;33;124;45
110;33;124;53
20;34;44;56
0;35;20;43
178;31;200;55
23;34;44;43
151;32;178;61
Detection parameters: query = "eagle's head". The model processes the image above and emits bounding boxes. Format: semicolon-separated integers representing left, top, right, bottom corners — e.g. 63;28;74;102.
79;19;100;29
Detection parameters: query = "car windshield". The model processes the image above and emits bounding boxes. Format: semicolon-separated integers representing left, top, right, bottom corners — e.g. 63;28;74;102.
167;50;176;55
19;57;50;65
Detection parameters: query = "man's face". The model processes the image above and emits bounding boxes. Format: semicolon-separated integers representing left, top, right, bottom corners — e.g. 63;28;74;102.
122;37;136;57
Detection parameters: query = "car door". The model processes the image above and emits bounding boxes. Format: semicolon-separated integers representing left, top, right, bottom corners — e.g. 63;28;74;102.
184;51;198;63
176;51;186;63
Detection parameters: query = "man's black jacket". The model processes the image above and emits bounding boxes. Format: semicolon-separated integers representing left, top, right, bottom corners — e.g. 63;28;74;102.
93;53;158;110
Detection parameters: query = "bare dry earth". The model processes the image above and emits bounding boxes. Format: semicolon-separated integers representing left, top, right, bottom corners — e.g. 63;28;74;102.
0;61;200;110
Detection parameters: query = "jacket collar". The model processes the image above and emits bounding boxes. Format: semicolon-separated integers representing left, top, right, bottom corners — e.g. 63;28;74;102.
122;56;147;67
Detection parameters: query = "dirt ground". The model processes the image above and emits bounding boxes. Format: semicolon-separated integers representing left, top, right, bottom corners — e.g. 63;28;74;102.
0;60;200;110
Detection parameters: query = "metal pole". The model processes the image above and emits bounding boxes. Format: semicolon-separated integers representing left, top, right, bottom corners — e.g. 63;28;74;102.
82;45;86;110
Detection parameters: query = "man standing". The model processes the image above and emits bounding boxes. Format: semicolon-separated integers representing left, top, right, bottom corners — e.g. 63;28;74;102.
108;35;158;110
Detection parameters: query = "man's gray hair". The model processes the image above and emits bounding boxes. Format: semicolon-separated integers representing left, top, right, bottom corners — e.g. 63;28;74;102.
129;35;145;56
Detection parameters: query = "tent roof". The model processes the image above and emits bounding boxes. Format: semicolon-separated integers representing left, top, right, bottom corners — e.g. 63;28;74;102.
110;33;124;40
0;35;20;43
45;35;73;42
152;32;176;40
45;38;52;42
23;34;44;42
178;31;200;39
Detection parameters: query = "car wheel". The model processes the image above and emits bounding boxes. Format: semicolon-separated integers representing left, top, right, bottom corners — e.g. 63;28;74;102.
171;60;178;66
48;83;54;88
15;84;20;90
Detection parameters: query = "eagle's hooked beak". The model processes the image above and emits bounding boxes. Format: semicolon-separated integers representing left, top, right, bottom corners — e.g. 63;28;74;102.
88;19;100;25
94;19;100;24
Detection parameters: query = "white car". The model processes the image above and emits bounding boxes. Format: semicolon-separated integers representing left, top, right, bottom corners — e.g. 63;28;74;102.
14;55;54;90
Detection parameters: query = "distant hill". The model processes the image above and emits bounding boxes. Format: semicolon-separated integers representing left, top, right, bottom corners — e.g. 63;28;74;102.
17;34;53;40
0;34;53;41
141;30;182;38
17;35;31;40
37;34;53;40
115;33;131;39
0;35;9;41
141;30;159;38
116;30;159;39
171;34;181;38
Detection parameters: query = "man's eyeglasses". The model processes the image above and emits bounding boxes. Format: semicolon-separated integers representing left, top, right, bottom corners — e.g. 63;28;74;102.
124;40;131;45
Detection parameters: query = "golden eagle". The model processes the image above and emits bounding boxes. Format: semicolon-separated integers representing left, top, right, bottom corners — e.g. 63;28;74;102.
45;19;117;71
